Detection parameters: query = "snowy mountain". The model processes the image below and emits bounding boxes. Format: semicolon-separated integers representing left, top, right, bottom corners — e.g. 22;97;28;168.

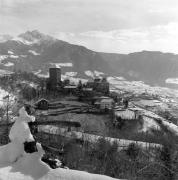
18;30;56;44
0;30;178;87
0;30;111;79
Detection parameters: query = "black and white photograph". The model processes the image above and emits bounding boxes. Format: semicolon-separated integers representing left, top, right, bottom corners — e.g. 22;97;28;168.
0;0;178;179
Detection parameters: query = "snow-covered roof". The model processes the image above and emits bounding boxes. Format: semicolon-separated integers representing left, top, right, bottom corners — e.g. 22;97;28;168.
3;62;14;67
82;88;93;91
98;96;111;99
36;98;49;104
100;98;114;103
64;86;77;89
28;50;40;56
95;98;114;105
115;109;136;120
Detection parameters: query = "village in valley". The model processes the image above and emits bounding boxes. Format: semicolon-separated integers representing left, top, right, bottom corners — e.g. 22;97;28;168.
32;66;178;143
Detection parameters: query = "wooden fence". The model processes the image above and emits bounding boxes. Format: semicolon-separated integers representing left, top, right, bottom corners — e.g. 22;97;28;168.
38;126;162;151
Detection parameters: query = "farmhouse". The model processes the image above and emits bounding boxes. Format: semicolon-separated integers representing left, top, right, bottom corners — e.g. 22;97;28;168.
95;97;114;110
35;98;49;110
64;85;77;94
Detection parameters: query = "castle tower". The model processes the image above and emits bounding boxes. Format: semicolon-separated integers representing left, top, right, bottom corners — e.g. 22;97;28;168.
49;67;61;89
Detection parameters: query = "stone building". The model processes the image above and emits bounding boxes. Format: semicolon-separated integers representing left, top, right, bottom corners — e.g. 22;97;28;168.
48;68;61;90
94;96;114;110
87;77;109;95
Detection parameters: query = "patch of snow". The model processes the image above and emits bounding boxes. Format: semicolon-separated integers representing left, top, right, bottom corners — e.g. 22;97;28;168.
166;78;178;85
32;70;41;75
85;70;94;78
130;106;162;120
0;54;18;63
28;50;40;56
3;62;14;67
134;100;168;110
94;71;104;77
0;141;24;163
108;77;125;82
13;37;38;45
85;70;104;78
29;83;38;88
140;116;160;133
84;70;105;78
21;81;38;88
50;63;73;68
12;37;22;42
162;121;178;136
0;69;14;76
8;51;14;55
0;55;8;62
10;55;19;59
36;73;49;78
65;72;77;77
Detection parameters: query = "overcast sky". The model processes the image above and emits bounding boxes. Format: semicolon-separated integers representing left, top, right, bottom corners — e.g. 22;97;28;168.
0;0;178;53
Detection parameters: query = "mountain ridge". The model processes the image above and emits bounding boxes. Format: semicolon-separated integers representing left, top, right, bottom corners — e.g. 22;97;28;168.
0;30;178;87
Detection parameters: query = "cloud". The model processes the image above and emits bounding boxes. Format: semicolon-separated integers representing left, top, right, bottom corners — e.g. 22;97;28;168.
0;0;178;53
1;0;178;34
54;22;178;53
81;22;178;41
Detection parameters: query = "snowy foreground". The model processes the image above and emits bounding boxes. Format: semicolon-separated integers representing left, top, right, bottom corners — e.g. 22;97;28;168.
0;107;122;180
0;144;121;180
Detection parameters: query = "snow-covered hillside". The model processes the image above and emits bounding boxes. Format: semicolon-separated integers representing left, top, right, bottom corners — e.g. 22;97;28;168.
0;107;122;180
